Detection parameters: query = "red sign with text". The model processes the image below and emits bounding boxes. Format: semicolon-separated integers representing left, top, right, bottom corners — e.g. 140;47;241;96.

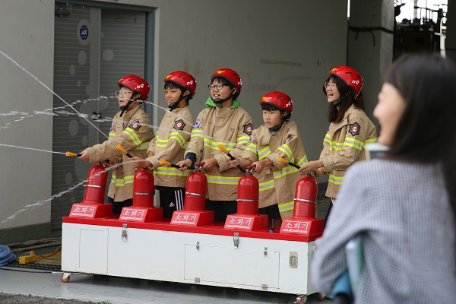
224;215;254;230
119;208;147;222
171;212;199;225
280;220;310;234
69;205;96;217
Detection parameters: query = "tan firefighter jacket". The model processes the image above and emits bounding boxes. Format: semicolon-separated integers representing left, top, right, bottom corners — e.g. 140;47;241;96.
87;104;154;202
185;100;253;201
146;106;194;188
320;104;377;199
242;120;308;219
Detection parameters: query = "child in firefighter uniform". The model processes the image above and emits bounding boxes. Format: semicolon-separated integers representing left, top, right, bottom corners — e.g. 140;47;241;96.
299;66;377;224
79;75;154;214
230;91;308;227
131;71;195;218
177;68;253;222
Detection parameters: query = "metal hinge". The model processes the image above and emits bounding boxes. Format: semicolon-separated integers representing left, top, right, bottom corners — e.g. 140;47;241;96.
194;277;200;283
233;232;239;248
121;224;128;242
262;284;268;290
196;241;200;251
264;247;268;256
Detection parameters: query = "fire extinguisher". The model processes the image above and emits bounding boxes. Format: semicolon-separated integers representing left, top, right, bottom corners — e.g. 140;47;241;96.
81;163;109;204
132;168;154;208
293;175;318;218
236;164;259;215
184;162;207;211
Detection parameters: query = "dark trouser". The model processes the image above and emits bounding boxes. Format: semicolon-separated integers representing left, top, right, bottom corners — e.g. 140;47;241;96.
259;204;281;220
324;200;334;228
259;204;282;230
107;197;133;215
205;199;237;223
156;186;185;218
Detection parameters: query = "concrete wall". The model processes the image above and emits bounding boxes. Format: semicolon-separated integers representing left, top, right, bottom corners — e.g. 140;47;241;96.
348;0;394;127
0;0;349;241
145;0;348;165
0;0;54;235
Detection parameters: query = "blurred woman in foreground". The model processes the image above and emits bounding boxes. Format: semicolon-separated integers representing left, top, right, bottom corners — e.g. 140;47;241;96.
311;54;456;303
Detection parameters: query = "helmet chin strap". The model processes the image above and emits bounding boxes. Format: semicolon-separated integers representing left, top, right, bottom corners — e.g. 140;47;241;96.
120;99;139;117
331;93;349;107
211;96;231;104
269;120;284;132
168;93;187;111
211;89;236;105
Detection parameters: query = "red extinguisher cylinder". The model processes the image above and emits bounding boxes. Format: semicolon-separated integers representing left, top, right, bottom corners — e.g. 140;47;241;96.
293;177;318;218
83;164;108;204
184;170;207;211
237;174;259;215
133;168;154;208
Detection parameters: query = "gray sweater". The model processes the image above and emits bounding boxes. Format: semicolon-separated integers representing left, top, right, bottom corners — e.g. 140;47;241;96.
311;159;456;303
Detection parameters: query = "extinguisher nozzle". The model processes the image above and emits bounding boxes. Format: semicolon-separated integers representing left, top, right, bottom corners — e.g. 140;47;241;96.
66;151;81;157
218;144;227;153
116;144;133;158
218;144;234;159
219;144;245;171
277;157;300;169
159;159;170;166
277;157;287;164
160;159;180;168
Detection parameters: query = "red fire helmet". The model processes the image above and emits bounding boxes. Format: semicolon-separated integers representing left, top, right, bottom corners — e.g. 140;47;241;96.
259;91;293;119
164;71;197;98
117;75;150;101
329;66;363;99
211;68;242;98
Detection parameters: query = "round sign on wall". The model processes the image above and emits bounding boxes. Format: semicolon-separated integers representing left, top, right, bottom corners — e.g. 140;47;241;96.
77;20;90;45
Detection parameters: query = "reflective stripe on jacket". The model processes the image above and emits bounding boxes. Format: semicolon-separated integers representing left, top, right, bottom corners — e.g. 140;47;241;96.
320;105;377;198
242;120;308;219
147;107;193;188
185;105;253;201
87;105;154;202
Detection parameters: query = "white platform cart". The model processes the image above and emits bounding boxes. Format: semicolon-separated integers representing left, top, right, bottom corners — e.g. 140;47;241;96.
61;166;324;303
61;218;322;303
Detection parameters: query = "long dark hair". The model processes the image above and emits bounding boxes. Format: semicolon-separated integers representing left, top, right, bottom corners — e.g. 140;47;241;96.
385;53;456;232
323;76;364;123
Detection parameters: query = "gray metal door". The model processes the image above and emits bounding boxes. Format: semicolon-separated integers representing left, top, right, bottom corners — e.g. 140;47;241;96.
52;2;149;232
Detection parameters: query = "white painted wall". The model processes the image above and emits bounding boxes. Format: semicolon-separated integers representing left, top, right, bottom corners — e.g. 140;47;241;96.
0;0;54;230
0;0;348;233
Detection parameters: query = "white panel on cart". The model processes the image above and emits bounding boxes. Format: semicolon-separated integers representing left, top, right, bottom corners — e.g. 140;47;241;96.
79;228;108;274
184;245;280;289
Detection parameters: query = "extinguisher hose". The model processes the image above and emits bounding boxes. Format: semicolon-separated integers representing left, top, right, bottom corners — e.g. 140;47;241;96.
287;161;301;170
160;159;194;170
218;145;246;172
116;144;133;158
277;156;300;169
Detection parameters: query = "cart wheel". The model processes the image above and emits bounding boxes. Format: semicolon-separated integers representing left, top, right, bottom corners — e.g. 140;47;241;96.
60;273;70;283
294;295;307;304
317;293;325;301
